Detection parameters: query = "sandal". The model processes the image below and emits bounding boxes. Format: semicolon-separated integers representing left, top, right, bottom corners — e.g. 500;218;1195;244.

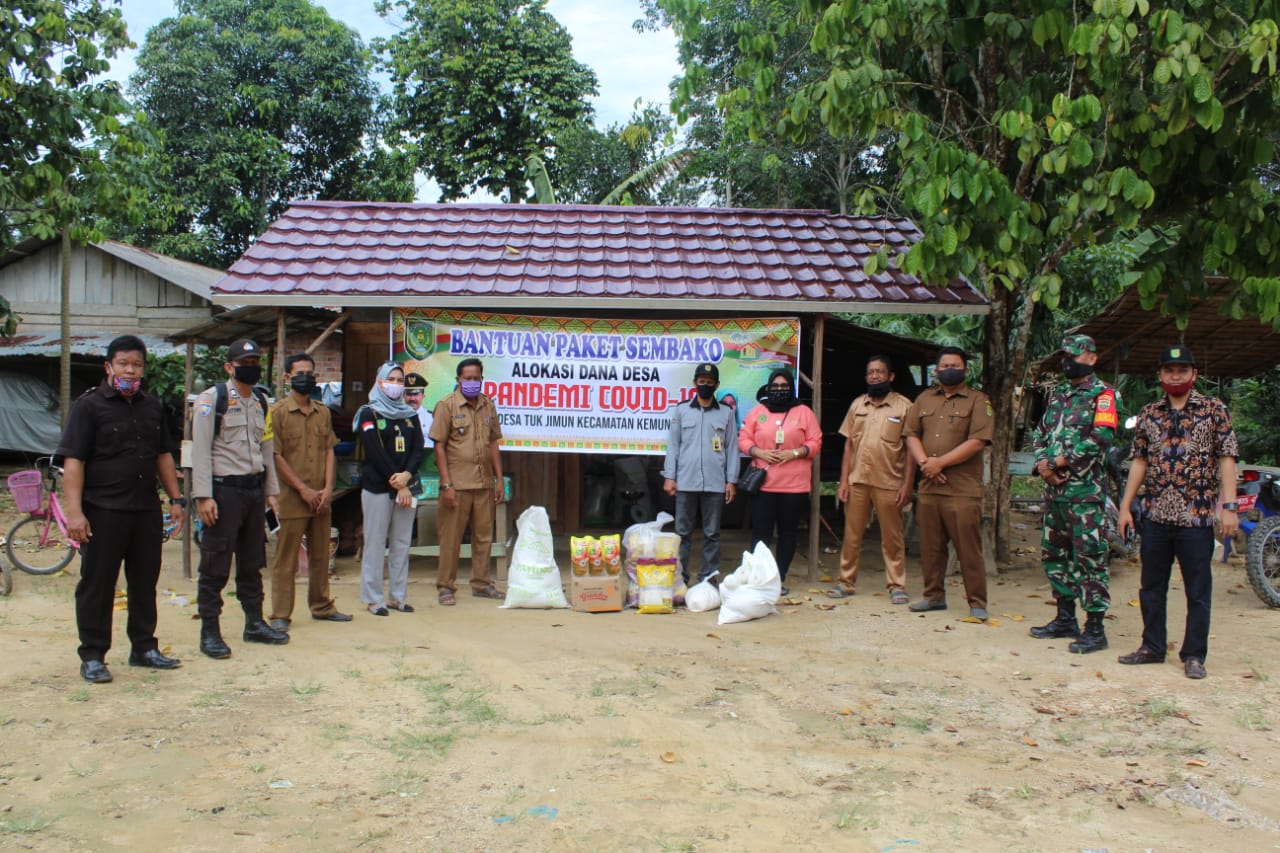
388;601;415;613
367;604;389;617
890;590;910;605
472;585;506;600
438;589;456;606
826;586;854;599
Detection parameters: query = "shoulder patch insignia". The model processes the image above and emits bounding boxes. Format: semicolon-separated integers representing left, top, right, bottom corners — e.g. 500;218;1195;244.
1093;390;1118;428
198;401;213;417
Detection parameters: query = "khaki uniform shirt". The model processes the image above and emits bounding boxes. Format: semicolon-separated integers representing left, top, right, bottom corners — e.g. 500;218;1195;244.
905;385;994;498
191;382;279;498
838;391;912;490
428;392;504;491
270;395;338;519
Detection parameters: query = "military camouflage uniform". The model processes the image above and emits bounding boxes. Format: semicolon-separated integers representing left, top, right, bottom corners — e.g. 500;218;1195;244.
1032;351;1120;613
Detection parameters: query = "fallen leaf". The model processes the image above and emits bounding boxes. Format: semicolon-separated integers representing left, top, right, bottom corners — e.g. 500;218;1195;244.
1023;735;1038;747
1010;615;1025;622
1185;758;1209;767
1096;671;1106;680
819;576;833;582
1242;672;1256;679
945;725;958;733
660;752;676;763
961;616;984;624
816;604;836;611
706;633;721;639
1129;599;1139;607
1034;707;1056;715
551;624;563;628
987;618;1002;627
1029;755;1044;761
837;709;853;716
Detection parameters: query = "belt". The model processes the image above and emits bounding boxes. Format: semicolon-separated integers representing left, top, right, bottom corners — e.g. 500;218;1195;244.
213;473;264;489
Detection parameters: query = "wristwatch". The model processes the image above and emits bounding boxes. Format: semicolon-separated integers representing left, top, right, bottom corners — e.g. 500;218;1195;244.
441;483;454;490
169;497;187;507
1221;502;1239;511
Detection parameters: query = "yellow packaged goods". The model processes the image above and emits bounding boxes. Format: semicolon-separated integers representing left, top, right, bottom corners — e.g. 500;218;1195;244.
637;557;675;614
570;536;593;577
587;536;604;575
599;534;622;576
654;532;680;560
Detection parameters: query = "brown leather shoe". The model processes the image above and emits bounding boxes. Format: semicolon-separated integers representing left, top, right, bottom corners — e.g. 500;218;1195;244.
1117;646;1165;665
1183;658;1207;679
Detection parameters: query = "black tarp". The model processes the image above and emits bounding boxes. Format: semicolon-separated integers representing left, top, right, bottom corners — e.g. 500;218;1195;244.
0;371;62;455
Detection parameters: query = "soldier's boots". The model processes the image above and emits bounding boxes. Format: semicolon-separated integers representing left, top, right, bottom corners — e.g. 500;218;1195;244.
1068;611;1108;654
243;609;289;645
1030;598;1081;640
200;618;232;659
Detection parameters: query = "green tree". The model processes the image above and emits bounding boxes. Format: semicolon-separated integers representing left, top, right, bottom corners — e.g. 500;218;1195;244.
1;0;156;255
1229;367;1280;465
126;0;413;269
375;0;598;202
665;0;1280;559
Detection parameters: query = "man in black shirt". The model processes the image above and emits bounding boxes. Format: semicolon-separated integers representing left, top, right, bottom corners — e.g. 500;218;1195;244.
58;335;186;684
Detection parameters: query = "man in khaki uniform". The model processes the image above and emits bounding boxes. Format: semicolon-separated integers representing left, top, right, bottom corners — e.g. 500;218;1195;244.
429;358;506;604
828;355;916;603
904;347;995;620
267;353;352;632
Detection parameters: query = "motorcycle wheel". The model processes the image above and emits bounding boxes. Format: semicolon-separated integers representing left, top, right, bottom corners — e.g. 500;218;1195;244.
1245;514;1280;609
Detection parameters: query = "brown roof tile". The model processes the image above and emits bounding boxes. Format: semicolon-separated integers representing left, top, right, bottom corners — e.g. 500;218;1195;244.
214;202;986;311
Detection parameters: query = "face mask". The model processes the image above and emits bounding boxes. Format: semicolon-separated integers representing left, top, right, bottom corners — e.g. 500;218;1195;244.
936;367;966;387
460;379;483;399
867;380;891;397
1162;379;1195;397
381;381;404;400
1061;358;1093;380
233;364;262;386
111;374;141;396
290;374;317;395
696;385;716;400
767;386;792;406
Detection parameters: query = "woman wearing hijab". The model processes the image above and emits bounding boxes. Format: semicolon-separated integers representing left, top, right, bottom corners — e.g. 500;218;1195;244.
737;368;822;595
356;363;424;616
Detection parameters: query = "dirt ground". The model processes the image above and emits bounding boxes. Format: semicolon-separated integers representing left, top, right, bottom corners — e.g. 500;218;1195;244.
2;502;1279;853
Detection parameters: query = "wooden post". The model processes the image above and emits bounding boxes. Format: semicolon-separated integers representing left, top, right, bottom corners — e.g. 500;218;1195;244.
305;309;353;354
275;308;287;398
182;339;195;580
806;313;827;580
59;229;72;427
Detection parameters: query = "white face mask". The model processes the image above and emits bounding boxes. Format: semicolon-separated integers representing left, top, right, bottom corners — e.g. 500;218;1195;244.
381;381;404;400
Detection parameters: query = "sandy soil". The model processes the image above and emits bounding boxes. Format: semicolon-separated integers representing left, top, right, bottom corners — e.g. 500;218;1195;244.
2;504;1279;853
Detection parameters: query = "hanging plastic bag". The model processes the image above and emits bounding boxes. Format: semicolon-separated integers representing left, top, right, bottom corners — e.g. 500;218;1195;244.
685;574;722;613
718;541;781;624
500;506;569;609
623;512;679;608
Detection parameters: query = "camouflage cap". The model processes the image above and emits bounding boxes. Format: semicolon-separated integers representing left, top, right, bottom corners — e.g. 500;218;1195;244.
1057;334;1097;357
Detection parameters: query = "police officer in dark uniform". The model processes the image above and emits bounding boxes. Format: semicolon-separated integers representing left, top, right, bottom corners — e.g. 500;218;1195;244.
1029;334;1120;654
191;339;287;658
58;335;186;683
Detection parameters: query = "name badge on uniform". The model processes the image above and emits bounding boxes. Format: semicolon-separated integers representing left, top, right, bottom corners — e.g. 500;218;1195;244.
775;427;786;445
712;436;723;452
395;435;406;453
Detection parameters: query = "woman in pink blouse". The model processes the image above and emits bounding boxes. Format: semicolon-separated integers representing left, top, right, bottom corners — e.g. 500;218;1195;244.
737;368;822;594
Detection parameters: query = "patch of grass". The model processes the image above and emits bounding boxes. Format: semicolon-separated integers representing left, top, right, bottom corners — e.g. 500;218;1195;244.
1015;781;1039;800
193;689;229;709
68;687;90;703
1242;660;1270;683
250;763;266;774
1141;696;1181;722
896;714;932;733
652;840;698;852
379;767;426;797
291;683;322;698
611;737;640;748
530;711;581;725
388;728;457;758
1236;704;1272;732
589;680;607;697
596;702;616;718
0;812;57;833
67;762;99;778
320;722;351;742
834;802;877;830
339;668;362;679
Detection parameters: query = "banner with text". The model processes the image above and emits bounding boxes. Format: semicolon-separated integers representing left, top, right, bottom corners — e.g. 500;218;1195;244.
392;310;801;454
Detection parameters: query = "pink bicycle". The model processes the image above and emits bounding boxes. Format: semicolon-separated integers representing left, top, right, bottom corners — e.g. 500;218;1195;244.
5;458;79;574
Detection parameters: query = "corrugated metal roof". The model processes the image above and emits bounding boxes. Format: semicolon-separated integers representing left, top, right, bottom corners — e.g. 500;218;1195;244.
0;331;182;359
95;241;223;299
212;202;988;314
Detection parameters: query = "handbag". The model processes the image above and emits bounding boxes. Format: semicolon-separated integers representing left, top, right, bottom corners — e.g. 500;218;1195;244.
739;463;768;495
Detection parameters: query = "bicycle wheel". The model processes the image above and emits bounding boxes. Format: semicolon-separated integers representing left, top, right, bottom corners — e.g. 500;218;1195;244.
1246;514;1280;609
5;517;76;575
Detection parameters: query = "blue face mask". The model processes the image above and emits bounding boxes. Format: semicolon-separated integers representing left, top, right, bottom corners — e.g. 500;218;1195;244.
111;375;141;396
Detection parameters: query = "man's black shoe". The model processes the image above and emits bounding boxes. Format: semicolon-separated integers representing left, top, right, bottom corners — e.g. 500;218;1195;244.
200;620;232;659
128;648;182;669
1068;611;1108;654
243;619;290;645
1029;598;1081;639
80;660;113;684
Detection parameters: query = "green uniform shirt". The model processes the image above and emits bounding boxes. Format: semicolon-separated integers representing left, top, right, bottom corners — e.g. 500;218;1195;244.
1031;375;1119;503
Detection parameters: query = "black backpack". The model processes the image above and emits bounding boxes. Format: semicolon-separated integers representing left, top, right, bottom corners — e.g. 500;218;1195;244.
213;382;269;437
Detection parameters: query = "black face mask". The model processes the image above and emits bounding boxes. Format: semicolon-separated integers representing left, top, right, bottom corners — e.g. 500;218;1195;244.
233;364;262;386
695;384;716;400
867;380;892;397
766;386;793;411
290;374;318;395
936;367;966;387
1061;358;1093;380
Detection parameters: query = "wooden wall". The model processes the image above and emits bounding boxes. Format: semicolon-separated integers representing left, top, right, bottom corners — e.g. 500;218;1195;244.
0;244;212;335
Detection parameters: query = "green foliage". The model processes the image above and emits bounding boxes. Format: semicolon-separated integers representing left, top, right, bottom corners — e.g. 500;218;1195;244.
0;296;18;337
1228;367;1280;464
545;103;690;205
1;0;158;252
145;350;226;413
125;0;413;269
375;0;598;201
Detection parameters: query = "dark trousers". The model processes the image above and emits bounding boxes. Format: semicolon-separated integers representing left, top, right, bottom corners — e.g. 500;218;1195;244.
675;491;724;584
75;504;163;662
1138;520;1215;661
750;491;810;580
197;484;267;619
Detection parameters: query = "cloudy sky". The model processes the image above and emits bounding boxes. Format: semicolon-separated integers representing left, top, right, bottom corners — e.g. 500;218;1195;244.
110;0;681;129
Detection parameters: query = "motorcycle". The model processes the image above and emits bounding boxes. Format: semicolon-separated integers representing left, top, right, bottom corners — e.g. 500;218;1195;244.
1105;442;1141;560
1236;467;1280;608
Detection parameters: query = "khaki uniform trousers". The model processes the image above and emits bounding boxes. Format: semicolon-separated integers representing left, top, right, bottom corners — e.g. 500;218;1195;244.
269;509;338;622
916;493;987;609
436;488;495;593
837;484;906;593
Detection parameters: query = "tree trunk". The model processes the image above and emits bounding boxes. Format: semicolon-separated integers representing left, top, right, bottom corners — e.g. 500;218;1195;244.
60;228;72;428
982;287;1015;566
